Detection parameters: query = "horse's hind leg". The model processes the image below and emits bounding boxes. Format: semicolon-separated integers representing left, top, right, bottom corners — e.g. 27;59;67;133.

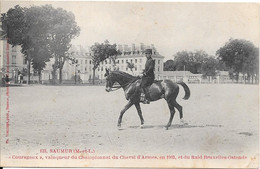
165;100;176;130
173;101;187;125
118;101;133;128
135;103;144;128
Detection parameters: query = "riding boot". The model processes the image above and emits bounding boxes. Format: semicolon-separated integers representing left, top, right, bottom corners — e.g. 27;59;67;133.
142;88;150;104
140;88;145;102
140;88;148;104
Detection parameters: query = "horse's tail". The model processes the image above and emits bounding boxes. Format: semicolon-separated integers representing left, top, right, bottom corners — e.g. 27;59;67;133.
177;81;190;100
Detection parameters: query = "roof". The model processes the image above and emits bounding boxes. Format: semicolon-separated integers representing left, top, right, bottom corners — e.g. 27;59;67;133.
72;52;91;59
117;53;164;59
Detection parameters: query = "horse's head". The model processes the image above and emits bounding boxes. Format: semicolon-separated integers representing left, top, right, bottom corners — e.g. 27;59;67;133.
104;68;116;92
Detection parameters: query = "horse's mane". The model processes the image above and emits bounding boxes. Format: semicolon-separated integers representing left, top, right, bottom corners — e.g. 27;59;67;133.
111;71;139;81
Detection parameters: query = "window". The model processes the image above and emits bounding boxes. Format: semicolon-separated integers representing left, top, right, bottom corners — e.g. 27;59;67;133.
90;60;92;64
85;60;87;64
158;67;160;72
105;60;107;64
122;60;124;64
81;60;83;64
126;67;128;71
126;59;128;63
11;46;16;52
130;59;132;63
140;59;142;63
135;59;137;63
158;60;160;64
12;55;16;64
135;67;137;71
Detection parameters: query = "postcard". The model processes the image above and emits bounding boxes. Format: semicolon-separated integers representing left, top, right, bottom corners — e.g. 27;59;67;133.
0;1;259;168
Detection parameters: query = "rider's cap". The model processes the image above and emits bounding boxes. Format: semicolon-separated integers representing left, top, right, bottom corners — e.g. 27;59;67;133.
144;48;152;54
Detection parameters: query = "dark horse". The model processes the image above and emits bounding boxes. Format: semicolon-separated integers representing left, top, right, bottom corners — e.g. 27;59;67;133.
105;69;190;130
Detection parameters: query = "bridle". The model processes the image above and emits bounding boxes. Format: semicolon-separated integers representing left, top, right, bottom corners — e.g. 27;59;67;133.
106;72;138;91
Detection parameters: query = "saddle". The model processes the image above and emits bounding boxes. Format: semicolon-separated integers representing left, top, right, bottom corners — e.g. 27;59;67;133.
140;80;162;104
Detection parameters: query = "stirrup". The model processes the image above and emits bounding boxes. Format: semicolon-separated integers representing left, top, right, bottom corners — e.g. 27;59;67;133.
140;96;150;104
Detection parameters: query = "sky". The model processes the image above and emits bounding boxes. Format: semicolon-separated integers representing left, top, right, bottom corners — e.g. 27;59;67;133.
1;1;259;60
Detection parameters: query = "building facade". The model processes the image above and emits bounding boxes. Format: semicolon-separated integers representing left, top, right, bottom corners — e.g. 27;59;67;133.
42;43;164;84
0;40;27;83
94;43;164;81
1;42;164;84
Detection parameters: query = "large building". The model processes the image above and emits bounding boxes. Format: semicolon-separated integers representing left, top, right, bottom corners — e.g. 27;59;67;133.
41;45;93;83
0;22;27;84
42;43;164;83
94;43;164;82
0;39;27;83
1;42;164;84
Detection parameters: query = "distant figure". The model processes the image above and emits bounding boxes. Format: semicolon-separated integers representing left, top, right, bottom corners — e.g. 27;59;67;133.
5;74;10;84
20;74;23;84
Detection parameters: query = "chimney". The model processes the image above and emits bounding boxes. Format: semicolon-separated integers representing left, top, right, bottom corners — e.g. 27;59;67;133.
140;43;145;50
124;44;129;52
118;44;123;52
132;44;136;51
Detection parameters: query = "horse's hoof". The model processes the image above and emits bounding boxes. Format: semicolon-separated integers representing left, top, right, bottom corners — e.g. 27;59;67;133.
140;124;144;129
117;124;121;129
180;119;188;125
164;126;169;130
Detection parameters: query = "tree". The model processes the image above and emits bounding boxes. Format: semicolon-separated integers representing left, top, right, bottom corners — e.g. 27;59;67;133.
31;46;52;83
90;40;120;84
163;60;175;71
1;5;80;84
201;57;218;77
192;50;208;74
216;38;259;83
173;50;208;74
1;5;33;84
44;5;80;84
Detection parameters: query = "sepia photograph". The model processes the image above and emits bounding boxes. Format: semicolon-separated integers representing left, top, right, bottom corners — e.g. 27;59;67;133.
0;1;259;168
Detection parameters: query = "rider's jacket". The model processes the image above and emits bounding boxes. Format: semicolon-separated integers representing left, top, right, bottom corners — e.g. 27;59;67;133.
143;58;155;79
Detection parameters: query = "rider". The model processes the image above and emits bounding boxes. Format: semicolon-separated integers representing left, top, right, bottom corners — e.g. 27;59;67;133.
140;48;155;104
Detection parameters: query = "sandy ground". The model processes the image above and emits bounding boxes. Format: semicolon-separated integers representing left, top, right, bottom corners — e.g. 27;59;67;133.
0;84;259;168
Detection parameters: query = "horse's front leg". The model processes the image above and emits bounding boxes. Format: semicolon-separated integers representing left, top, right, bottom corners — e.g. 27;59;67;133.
135;103;144;128
118;101;134;128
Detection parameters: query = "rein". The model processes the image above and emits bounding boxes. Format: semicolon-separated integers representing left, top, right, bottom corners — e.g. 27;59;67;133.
110;84;122;91
110;81;131;91
109;74;140;91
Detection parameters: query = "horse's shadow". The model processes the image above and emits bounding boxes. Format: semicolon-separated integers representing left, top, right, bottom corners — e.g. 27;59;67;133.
127;124;223;130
